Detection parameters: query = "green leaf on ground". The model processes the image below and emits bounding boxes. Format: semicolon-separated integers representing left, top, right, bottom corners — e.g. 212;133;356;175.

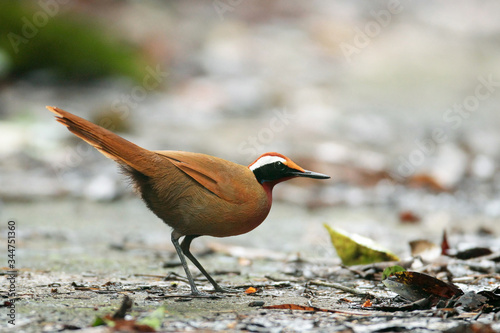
324;224;400;266
138;306;166;331
382;265;406;280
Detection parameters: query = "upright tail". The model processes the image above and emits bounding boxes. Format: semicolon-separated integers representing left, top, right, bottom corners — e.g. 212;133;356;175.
47;106;158;176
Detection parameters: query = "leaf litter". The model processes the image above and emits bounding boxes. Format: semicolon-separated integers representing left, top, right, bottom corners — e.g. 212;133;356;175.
4;226;500;332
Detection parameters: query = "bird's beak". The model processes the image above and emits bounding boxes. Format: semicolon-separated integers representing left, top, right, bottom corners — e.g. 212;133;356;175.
289;169;330;179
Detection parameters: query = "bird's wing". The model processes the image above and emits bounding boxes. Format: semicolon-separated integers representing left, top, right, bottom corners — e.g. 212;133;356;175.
154;151;247;204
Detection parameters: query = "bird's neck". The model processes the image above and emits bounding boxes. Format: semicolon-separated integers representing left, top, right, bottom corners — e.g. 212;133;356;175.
261;181;278;203
252;169;293;202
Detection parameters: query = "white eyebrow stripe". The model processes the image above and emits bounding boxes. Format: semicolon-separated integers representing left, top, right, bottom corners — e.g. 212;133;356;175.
249;155;286;171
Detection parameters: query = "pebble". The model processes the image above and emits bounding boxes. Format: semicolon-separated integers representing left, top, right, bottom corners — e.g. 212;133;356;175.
429;144;468;190
249;301;265;307
471;154;496;180
83;175;119;202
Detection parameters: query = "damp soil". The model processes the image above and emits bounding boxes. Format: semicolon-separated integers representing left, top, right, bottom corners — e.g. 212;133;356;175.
1;198;499;332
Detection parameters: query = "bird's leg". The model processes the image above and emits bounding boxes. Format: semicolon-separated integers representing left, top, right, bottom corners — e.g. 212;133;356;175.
180;235;238;293
170;232;204;296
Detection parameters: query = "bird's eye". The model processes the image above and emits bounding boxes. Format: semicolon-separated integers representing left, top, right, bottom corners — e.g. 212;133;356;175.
275;161;286;170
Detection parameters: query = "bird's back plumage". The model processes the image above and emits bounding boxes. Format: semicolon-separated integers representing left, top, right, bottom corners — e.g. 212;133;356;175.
47;106;271;238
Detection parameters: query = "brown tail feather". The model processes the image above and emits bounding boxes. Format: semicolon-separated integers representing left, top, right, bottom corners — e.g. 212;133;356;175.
47;106;157;176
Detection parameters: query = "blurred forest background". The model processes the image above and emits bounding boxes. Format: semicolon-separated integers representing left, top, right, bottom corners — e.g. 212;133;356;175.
1;0;500;261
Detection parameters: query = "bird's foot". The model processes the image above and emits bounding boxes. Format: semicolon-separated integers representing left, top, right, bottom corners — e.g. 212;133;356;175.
213;286;240;294
189;291;224;299
162;291;223;299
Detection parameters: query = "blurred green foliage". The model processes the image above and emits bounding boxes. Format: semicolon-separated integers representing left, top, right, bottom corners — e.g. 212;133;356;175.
0;1;149;83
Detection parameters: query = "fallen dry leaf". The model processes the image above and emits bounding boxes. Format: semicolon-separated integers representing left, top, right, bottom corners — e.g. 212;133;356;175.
263;304;334;313
455;247;492;260
399;210;421;224
409;239;441;262
408;174;447;192
262;304;371;317
383;270;463;302
441;230;450;255
245;287;257;294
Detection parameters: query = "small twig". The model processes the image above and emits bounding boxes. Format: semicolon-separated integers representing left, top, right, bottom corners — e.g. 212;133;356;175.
309;280;372;297
134;273;168;279
134;272;194;283
112;295;133;319
160;293;223;299
264;275;302;283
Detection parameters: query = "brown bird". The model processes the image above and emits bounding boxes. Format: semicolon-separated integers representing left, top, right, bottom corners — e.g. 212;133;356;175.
47;106;329;296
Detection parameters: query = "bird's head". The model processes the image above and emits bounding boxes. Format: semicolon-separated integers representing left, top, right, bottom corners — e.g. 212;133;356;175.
248;152;330;188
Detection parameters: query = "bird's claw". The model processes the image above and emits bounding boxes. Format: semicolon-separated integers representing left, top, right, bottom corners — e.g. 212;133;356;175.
163;292;223;299
213;286;240;294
